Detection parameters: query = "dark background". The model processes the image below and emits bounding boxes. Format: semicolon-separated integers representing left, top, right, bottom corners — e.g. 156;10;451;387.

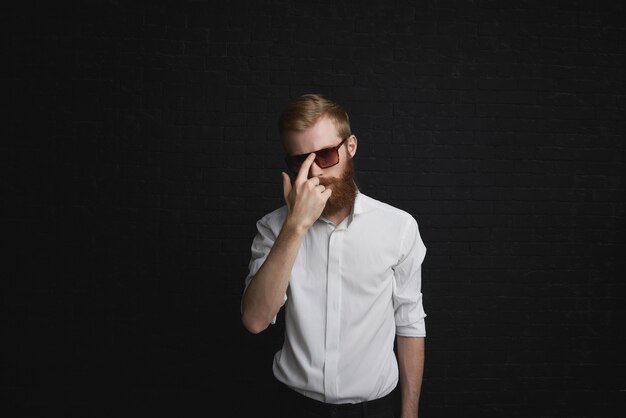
3;1;625;417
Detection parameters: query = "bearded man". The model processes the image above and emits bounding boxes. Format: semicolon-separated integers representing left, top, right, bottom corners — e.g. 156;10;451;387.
241;94;428;418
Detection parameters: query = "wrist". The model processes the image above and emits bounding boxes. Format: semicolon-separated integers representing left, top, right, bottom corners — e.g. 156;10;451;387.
282;217;310;236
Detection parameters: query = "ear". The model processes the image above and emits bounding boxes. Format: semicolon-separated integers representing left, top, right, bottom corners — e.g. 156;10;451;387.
347;135;357;158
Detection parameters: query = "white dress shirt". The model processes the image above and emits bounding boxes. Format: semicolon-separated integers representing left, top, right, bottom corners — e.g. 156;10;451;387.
244;192;427;404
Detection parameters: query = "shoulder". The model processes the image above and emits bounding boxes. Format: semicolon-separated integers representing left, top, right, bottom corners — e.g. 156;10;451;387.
257;205;288;228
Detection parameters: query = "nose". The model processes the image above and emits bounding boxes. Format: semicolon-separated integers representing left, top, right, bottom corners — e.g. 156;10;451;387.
309;160;324;178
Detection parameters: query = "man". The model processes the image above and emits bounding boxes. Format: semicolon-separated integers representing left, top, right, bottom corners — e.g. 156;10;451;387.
241;94;427;417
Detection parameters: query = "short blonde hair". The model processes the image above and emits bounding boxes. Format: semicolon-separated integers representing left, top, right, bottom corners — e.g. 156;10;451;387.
278;94;351;146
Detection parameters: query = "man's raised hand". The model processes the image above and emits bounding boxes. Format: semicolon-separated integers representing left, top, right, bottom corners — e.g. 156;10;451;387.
282;153;332;230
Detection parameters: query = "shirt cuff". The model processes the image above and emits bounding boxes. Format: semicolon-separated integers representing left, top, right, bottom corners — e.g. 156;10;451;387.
396;317;426;337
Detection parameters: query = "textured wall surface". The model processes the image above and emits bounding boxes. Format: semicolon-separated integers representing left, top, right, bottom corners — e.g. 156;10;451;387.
4;1;625;416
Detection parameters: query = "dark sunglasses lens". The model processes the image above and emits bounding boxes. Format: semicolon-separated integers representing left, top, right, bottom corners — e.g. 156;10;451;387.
315;149;338;168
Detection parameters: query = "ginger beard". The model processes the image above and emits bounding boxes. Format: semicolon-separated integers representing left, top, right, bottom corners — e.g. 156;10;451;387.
318;156;358;218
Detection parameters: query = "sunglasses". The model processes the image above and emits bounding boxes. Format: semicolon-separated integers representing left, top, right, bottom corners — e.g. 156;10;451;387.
284;136;350;173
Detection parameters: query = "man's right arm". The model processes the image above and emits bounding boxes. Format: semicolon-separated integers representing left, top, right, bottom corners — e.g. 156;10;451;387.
241;220;307;334
241;153;331;334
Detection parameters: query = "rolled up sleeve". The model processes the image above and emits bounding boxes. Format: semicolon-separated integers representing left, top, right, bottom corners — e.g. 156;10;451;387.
392;216;427;337
244;218;275;290
242;213;287;325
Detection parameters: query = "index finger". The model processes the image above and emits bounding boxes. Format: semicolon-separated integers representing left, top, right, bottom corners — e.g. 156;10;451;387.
296;153;316;182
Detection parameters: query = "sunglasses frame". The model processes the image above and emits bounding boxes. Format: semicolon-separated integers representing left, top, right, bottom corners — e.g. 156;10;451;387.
284;136;350;173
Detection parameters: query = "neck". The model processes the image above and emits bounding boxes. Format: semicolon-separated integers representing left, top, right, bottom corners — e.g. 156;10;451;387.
323;205;352;226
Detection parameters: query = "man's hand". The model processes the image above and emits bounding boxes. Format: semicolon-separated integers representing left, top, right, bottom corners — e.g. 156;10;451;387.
282;153;332;230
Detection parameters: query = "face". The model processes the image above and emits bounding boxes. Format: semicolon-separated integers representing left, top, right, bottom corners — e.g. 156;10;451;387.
283;116;358;217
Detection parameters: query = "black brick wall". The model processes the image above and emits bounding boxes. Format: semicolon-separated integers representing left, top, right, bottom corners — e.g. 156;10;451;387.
4;1;624;417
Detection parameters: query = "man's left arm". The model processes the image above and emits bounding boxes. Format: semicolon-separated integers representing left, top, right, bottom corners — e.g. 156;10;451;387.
393;216;427;418
397;335;425;418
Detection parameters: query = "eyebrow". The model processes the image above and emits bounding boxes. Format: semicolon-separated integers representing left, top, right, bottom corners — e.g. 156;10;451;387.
288;136;348;157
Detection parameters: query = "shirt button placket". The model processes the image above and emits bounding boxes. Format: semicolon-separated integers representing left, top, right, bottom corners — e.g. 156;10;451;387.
324;227;343;402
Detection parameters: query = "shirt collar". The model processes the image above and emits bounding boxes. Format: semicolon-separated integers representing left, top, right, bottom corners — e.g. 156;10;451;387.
353;190;380;216
347;190;371;226
352;190;364;217
319;190;373;228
